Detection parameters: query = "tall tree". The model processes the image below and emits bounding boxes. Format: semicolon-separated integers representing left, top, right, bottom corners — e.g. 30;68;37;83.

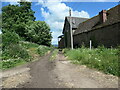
0;13;1;30
2;1;52;46
25;21;52;46
2;1;35;38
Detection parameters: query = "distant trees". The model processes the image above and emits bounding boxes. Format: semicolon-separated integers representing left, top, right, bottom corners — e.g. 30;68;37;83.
2;1;52;46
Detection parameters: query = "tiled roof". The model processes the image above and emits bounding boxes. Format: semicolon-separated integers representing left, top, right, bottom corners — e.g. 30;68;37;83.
66;16;88;28
63;16;88;33
74;5;120;35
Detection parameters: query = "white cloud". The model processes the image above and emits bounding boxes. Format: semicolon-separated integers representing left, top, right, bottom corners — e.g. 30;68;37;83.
52;31;62;45
1;0;31;5
9;2;19;5
1;0;119;2
107;8;110;10
39;0;90;45
92;0;119;2
2;0;31;2
63;0;119;2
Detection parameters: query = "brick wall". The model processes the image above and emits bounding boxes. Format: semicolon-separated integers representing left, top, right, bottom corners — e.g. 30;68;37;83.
73;22;120;48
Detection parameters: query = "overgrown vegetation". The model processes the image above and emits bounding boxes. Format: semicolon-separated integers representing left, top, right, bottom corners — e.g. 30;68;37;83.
64;46;119;76
1;41;51;70
1;59;27;69
2;0;52;46
1;46;30;69
1;32;31;69
1;0;53;69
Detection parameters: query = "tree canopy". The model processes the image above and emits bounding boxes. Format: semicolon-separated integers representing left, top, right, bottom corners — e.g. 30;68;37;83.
0;13;2;29
2;2;35;35
25;21;52;46
2;1;52;46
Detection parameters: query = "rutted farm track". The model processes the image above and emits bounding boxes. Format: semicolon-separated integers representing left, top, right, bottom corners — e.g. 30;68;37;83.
1;51;119;88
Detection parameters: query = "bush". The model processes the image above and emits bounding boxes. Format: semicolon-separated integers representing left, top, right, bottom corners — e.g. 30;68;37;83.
1;43;31;69
2;44;31;62
2;31;20;49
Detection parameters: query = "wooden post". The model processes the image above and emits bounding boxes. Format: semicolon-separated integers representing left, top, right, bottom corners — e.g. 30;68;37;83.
69;8;73;49
90;40;92;50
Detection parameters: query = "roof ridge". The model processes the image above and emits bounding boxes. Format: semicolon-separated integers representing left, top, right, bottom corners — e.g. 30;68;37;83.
66;16;89;19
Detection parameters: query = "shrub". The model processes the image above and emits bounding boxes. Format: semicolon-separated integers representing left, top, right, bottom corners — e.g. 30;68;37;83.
2;44;31;62
2;31;20;49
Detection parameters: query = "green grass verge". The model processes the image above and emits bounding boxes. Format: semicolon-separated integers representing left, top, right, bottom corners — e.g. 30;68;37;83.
64;46;119;76
50;49;58;61
1;59;27;70
1;41;53;70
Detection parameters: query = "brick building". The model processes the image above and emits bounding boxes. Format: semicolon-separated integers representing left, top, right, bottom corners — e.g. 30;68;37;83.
58;17;88;48
58;5;120;48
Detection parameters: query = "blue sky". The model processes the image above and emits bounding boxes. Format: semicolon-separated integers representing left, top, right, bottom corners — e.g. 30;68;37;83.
1;1;118;45
31;2;118;21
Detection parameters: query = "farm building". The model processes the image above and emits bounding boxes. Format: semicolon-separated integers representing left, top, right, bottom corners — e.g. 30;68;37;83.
58;4;120;48
58;17;88;48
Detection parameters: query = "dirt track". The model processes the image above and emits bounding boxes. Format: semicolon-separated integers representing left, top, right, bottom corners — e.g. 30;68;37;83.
18;51;66;88
2;51;119;88
54;52;118;88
